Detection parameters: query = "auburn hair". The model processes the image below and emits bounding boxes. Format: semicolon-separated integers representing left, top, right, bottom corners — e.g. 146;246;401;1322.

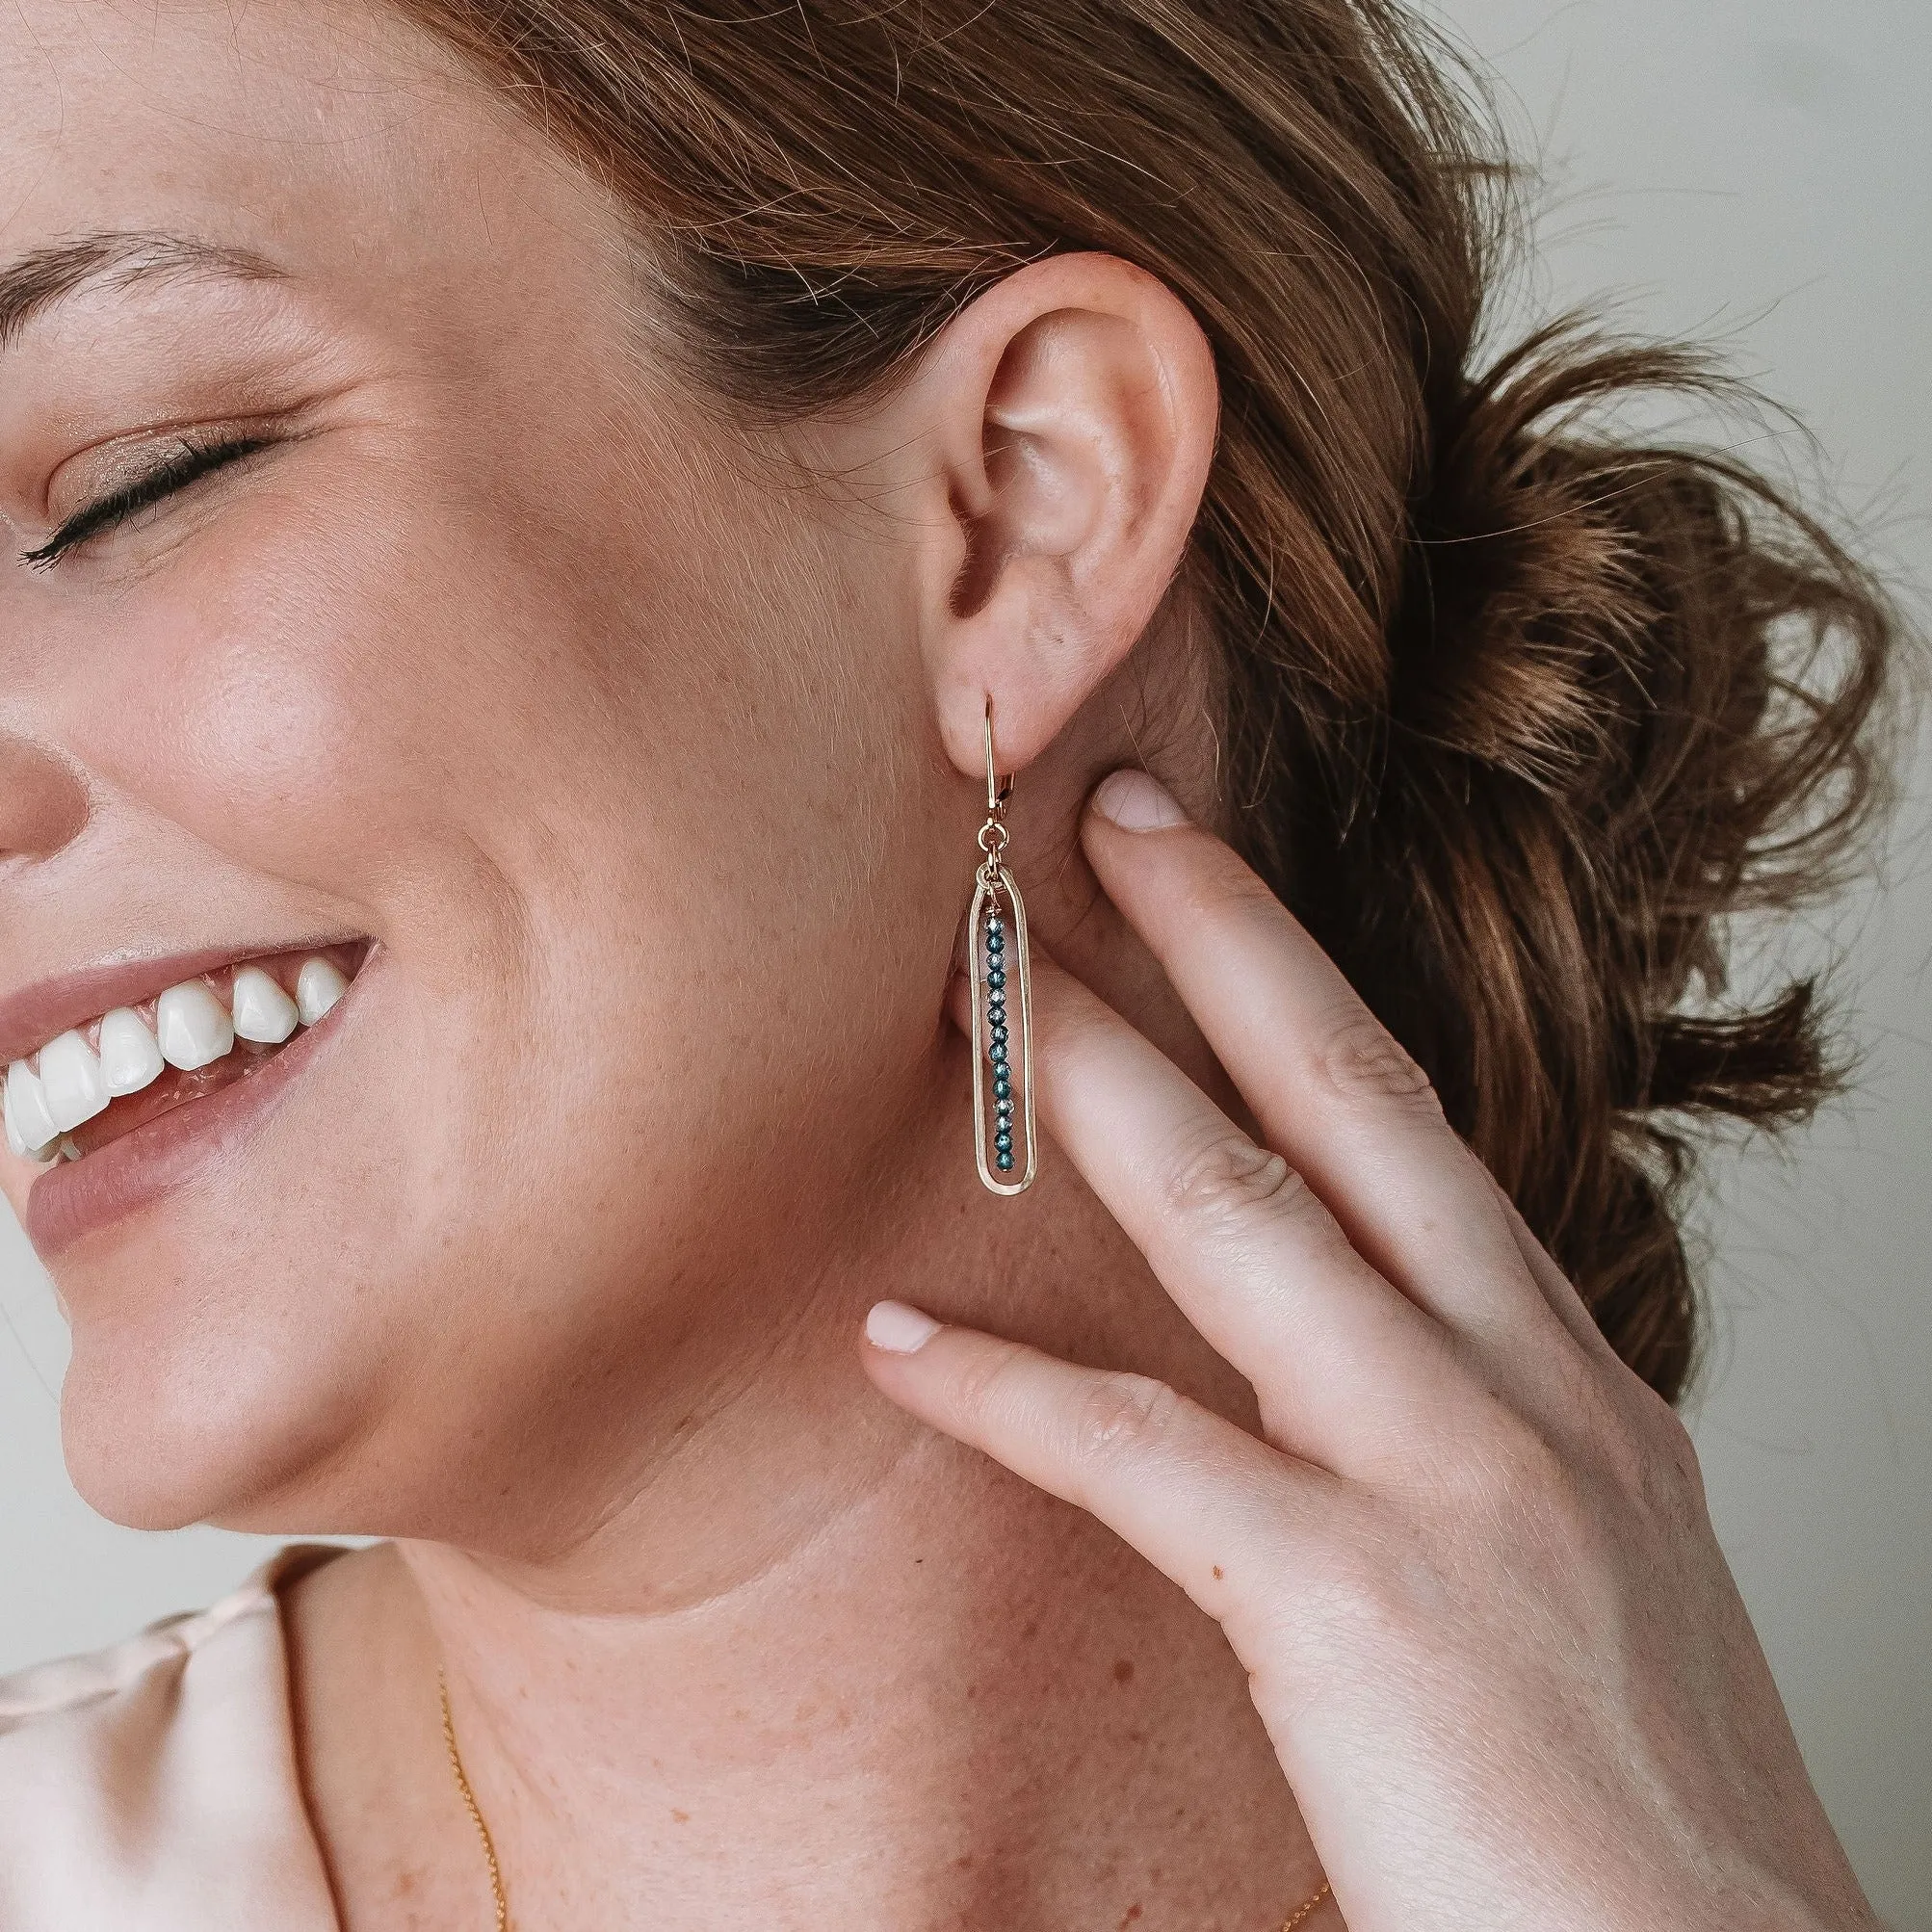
390;0;1895;1399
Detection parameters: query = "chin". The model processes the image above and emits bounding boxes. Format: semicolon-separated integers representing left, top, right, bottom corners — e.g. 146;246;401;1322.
51;1204;418;1539
57;1299;368;1533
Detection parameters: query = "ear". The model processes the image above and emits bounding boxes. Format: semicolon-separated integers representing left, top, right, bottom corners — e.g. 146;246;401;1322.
896;254;1219;779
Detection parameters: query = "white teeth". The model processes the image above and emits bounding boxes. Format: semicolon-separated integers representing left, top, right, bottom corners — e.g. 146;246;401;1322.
296;956;349;1027
38;1031;112;1132
155;980;236;1071
6;953;354;1162
98;1007;167;1096
231;965;300;1044
5;1061;61;1162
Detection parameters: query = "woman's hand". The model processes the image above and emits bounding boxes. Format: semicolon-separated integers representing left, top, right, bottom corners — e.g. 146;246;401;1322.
860;769;1877;1932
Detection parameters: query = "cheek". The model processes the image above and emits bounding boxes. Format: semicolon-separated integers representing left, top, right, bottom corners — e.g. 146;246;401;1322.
39;447;948;1534
78;510;506;883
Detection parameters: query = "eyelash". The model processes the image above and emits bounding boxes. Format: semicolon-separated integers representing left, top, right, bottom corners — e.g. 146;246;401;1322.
21;432;275;570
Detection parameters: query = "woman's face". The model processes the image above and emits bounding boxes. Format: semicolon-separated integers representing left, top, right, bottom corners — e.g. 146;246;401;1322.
0;1;958;1538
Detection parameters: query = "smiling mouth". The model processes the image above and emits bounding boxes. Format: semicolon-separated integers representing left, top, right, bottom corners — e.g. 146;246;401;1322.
4;943;371;1165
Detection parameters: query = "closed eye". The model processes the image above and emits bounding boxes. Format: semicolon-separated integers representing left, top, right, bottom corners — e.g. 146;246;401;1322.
21;432;277;570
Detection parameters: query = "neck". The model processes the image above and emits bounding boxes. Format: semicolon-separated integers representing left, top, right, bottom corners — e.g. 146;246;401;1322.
419;1461;1310;1930
287;1154;1320;1932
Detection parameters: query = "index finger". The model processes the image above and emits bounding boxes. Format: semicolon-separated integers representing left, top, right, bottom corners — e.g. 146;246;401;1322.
1081;770;1556;1350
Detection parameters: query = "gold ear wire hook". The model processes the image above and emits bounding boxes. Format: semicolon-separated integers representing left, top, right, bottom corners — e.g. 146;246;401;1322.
968;696;1034;1192
983;698;1010;814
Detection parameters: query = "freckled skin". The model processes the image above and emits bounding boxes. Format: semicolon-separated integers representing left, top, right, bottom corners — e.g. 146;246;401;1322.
0;5;1318;1929
0;1;938;1542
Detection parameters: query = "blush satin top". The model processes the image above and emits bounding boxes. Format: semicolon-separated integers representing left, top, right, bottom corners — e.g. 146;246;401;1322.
0;1546;345;1929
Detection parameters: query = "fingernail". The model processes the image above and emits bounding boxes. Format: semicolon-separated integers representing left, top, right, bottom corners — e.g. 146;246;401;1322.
1090;769;1188;831
866;1300;943;1353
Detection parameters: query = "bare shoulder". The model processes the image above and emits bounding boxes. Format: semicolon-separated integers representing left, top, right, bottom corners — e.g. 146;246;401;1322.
283;1535;441;1832
283;1540;483;1930
283;1535;412;1649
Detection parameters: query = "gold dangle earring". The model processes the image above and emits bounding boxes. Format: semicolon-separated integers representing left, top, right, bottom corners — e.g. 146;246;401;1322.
969;700;1036;1194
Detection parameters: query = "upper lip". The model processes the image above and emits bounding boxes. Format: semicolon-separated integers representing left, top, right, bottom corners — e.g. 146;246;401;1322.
0;938;366;1070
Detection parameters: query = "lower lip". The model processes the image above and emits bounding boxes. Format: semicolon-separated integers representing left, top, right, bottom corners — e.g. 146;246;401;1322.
23;966;368;1260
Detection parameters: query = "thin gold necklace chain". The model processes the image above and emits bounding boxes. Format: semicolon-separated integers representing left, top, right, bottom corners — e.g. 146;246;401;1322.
1281;1878;1333;1928
438;1672;509;1932
438;1671;1332;1931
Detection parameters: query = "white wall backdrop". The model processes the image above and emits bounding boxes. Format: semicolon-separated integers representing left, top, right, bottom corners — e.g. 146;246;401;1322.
2;1;1926;1924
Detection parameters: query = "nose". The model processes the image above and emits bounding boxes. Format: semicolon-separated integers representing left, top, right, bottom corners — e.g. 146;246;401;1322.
0;729;89;864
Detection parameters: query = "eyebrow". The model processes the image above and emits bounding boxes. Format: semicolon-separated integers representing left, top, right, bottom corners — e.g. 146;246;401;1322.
0;230;288;352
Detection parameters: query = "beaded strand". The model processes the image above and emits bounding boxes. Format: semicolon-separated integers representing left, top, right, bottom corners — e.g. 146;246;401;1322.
984;906;1015;1172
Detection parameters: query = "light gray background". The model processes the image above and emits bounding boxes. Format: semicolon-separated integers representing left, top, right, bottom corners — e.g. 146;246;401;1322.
2;0;1927;1923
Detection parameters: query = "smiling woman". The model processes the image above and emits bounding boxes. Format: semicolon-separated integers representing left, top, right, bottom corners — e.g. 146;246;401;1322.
0;3;1901;1931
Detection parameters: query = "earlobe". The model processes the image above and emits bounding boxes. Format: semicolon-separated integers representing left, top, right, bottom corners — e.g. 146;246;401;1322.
904;255;1219;780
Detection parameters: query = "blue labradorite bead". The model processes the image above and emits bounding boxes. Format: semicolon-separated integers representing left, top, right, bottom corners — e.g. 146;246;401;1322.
990;1025;1008;1047
987;912;1004;930
996;1151;1015;1172
986;967;1005;990
990;1048;1007;1070
995;1132;1013;1154
996;1095;1014;1115
993;1077;1011;1100
986;929;1005;954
